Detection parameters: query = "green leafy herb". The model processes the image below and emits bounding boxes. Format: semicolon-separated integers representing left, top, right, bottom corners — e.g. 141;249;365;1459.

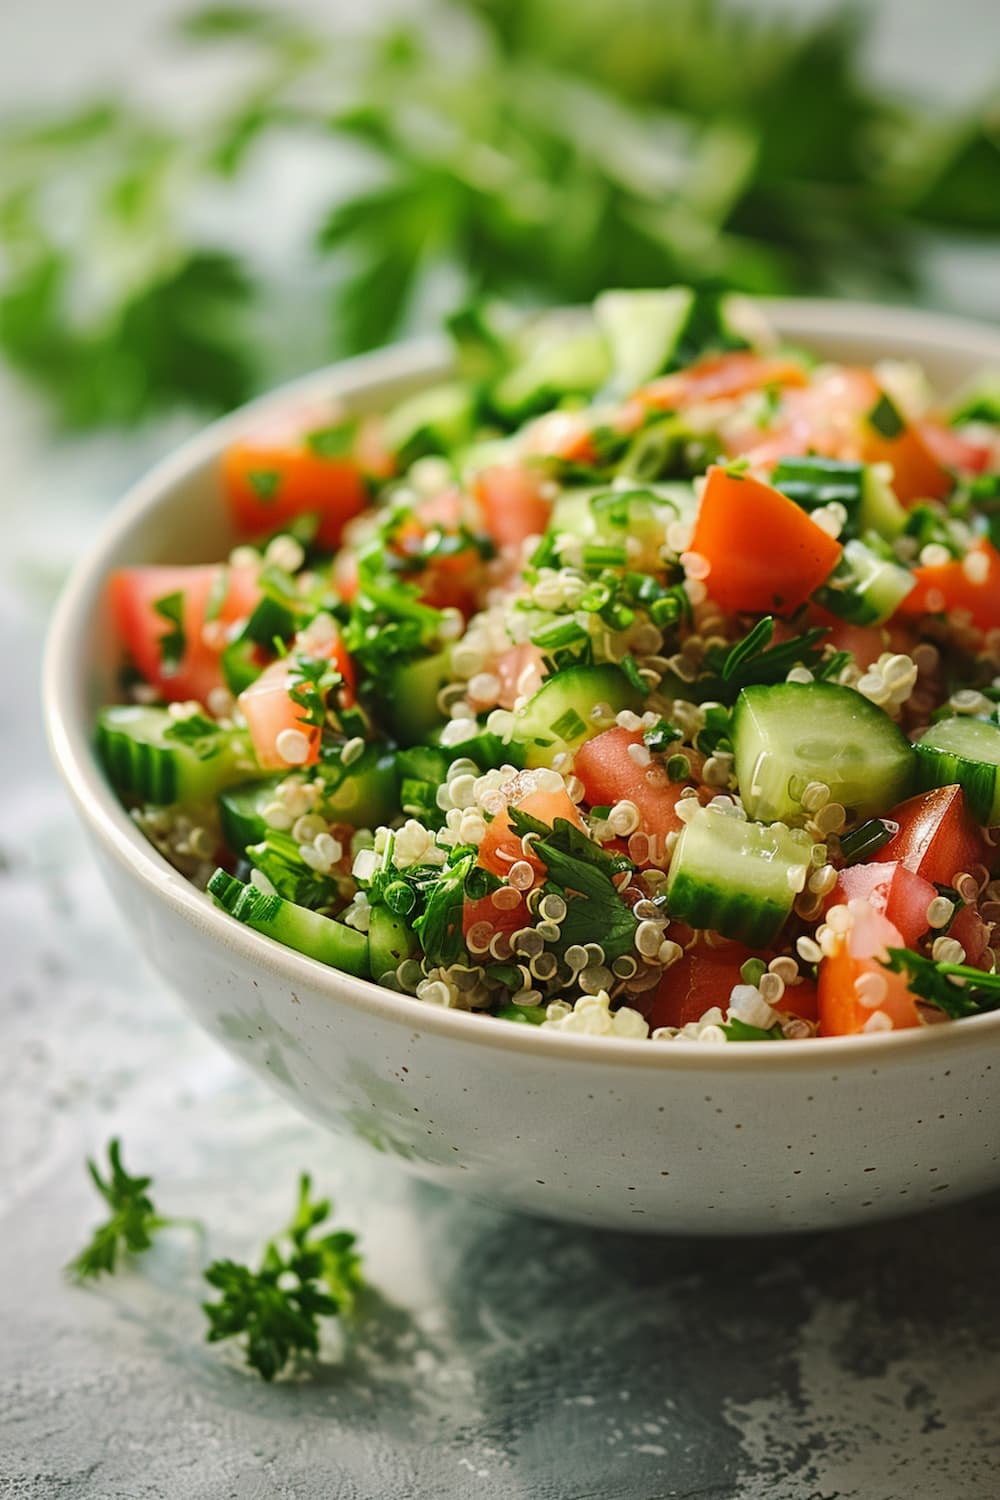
153;590;186;675
5;3;999;429
867;392;905;440
716;616;829;694
202;1173;363;1382
246;830;338;909
163;711;225;758
721;1018;783;1042
413;851;474;967
306;420;358;458
288;647;344;728
506;809;637;961
881;948;1000;1019
247;468;282;500
67;1139;176;1281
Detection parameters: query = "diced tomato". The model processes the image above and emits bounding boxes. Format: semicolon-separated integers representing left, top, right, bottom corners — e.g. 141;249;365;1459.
388;486;489;616
772;977;819;1024
873;785;987;887
689;465;843;615
827;861;937;947
897;538;1000;633
728;368;953;505
919;420;992;476
645;944;758;1030
639;352;809;410
519;410;599;465
237;627;354;771
222;410;370;548
473;465;552;549
573;727;699;866
818;901;921;1036
109;563;261;705
477;773;587;880
461;890;530;940
949;903;992;968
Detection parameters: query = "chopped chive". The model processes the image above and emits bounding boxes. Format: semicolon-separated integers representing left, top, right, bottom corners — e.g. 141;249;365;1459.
550;706;587;741
839;817;896;864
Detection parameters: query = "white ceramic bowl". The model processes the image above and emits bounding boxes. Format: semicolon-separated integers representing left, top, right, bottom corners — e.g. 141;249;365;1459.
44;300;1000;1234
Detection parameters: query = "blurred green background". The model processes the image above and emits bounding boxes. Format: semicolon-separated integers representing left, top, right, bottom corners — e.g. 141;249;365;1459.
1;0;999;431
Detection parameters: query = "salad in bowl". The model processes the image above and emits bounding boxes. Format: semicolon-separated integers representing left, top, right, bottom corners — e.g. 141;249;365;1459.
95;287;1000;1047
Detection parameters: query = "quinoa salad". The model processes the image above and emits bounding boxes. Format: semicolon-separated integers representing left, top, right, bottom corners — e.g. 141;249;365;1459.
98;288;1000;1042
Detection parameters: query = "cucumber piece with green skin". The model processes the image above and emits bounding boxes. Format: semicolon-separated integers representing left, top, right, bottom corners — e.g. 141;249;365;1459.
511;663;643;768
97;705;256;805
665;806;811;946
914;716;1000;824
368;905;419;984
859;465;908;540
219;776;284;855
771;457;907;542
732;681;915;825
207;868;369;976
320;745;398;827
491;326;611;423
812;538;915;625
595;287;698;396
376;651;451;746
549;482;696;547
381;382;475;466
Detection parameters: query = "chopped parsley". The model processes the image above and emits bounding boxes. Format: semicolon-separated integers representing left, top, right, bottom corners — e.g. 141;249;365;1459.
881;949;1000;1019
153;590;186;676
867;392;905;440
247;468;282;501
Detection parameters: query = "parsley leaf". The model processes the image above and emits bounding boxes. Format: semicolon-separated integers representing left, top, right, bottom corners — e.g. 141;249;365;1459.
247;467;281;500
163;711;225;759
202;1172;363;1382
67;1138;178;1282
153;590;186;676
720;1018;784;1041
881;948;1000;1019
506;810;638;961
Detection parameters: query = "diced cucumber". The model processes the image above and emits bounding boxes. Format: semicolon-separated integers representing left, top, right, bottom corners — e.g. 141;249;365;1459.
732;682;915;825
207;868;369;977
914;716;1000;825
376;651;451;746
859;464;908;540
771;457;907;542
510;664;642;768
948;374;1000;427
219;775;284;855
319;744;398;828
812;538;915;625
491;324;610;423
772;456;865;520
381;382;475;466
549;481;696;546
594;287;697;395
97;705;256;806
665;807;811;946
368;904;419;984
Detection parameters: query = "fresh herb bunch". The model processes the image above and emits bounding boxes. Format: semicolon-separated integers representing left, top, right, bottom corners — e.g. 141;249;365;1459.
202;1173;363;1381
66;1138;179;1281
2;0;999;428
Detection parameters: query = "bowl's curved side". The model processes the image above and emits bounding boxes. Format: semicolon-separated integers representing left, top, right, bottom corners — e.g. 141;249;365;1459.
43;300;1000;1232
87;820;1000;1233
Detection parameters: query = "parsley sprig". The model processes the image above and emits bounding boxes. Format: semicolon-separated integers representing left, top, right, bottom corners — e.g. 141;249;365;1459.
506;808;638;962
881;948;1000;1019
203;1173;363;1381
66;1138;185;1282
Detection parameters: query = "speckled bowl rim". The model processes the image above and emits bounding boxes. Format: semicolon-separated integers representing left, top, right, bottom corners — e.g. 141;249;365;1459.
43;297;1000;1070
